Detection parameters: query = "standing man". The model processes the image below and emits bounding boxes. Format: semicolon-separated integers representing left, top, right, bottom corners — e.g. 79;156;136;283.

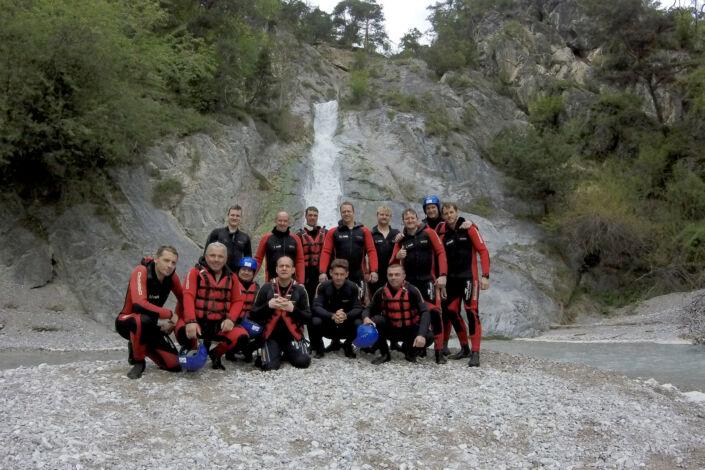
369;205;400;298
205;205;252;272
296;206;327;303
422;195;444;231
318;201;378;352
115;246;183;379
362;264;431;364
311;259;363;358
255;211;305;282
318;201;378;296
440;202;490;367
176;242;248;370
391;208;448;364
249;256;312;371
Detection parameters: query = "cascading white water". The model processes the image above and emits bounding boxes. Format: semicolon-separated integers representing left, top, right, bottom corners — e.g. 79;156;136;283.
304;101;343;228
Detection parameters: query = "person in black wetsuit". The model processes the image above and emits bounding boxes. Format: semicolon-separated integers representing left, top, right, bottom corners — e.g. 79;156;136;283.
205;204;252;272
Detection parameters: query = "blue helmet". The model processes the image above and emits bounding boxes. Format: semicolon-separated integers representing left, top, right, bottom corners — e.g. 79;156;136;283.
239;256;258;271
240;318;263;337
179;343;208;372
422;195;441;211
353;324;379;348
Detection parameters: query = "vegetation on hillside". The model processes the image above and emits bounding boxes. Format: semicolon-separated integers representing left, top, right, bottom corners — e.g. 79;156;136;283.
0;0;388;196
405;0;705;302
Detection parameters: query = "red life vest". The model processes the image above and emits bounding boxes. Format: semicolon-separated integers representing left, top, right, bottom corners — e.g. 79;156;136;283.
382;285;420;328
194;267;233;321
262;281;304;341
240;281;259;317
298;228;326;268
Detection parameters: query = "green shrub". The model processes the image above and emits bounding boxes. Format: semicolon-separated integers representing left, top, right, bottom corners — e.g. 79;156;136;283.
348;69;370;105
152;177;184;210
528;95;564;131
383;91;421;112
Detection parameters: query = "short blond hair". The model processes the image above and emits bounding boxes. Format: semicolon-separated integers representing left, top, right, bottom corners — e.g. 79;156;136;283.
376;205;392;215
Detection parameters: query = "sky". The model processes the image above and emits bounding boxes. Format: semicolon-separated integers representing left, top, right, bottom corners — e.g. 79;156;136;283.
306;0;435;50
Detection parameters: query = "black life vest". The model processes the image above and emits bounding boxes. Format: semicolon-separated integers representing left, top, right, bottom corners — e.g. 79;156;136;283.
141;257;173;307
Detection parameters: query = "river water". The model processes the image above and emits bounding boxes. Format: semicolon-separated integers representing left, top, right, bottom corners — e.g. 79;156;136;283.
484;340;705;392
303;100;343;229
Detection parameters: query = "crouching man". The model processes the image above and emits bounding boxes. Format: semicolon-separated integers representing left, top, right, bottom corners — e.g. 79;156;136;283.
115;246;183;379
311;259;363;359
175;242;248;370
249;256;311;371
362;264;431;365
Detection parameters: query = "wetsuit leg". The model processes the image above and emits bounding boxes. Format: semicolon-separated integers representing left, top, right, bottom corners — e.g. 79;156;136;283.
282;337;311;369
465;278;482;353
211;326;249;358
174;319;198;350
258;338;283;371
145;334;181;372
442;278;470;347
115;313;161;363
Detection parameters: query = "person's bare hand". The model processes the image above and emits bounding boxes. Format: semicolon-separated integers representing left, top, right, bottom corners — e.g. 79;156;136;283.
413;336;426;348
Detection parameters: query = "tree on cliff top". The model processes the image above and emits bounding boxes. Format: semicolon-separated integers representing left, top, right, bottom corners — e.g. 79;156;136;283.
332;0;389;51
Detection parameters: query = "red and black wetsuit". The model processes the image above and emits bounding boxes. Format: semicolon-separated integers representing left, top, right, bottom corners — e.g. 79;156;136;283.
423;216;443;231
390;223;448;351
319;220;378;296
115;258;182;371
311;280;363;351
175;260;248;359
296;225;327;303
439;217;490;353
369;225;400;297
363;281;431;359
255;227;305;282
249;280;311;371
205;227;252;272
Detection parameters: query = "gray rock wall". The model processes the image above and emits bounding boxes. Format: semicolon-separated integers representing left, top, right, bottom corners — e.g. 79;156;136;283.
1;32;582;337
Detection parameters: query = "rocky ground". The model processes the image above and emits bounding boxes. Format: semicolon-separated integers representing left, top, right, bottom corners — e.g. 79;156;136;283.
529;290;705;345
2;288;705;469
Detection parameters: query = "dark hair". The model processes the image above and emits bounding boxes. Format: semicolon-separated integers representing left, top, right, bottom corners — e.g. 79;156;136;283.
441;202;458;211
402;208;417;218
227;205;242;214
339;201;355;212
387;264;405;273
156;245;178;258
329;258;349;272
305;206;319;215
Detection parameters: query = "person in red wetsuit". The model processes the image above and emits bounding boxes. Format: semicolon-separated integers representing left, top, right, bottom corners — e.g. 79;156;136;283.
255;211;305;283
225;256;260;362
115;246;183;379
439;202;490;367
249;256;312;371
296;206;327;302
175;242;248;370
318;201;378;352
362;264;431;364
390;208;448;364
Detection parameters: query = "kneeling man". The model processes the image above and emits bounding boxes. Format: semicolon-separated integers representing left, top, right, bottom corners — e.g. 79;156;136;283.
249;256;311;371
311;259;363;358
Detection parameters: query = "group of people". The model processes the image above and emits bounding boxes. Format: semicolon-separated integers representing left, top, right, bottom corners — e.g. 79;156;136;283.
115;196;490;379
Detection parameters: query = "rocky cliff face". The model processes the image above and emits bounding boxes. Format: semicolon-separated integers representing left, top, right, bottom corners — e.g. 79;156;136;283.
0;8;600;336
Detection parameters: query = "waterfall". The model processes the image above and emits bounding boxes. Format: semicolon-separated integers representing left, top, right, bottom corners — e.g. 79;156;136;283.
304;101;343;228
